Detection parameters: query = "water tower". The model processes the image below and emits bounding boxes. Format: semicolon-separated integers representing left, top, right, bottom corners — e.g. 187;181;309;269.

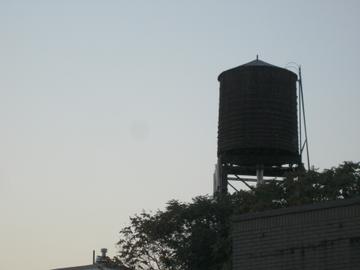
214;57;309;194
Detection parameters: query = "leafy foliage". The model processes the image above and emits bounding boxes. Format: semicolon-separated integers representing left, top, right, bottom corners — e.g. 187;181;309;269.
116;161;360;270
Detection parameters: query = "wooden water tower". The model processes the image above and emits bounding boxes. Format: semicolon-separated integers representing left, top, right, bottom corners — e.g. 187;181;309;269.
214;57;309;194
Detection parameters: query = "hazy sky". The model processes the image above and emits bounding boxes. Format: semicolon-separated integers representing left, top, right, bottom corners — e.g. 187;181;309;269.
1;1;359;269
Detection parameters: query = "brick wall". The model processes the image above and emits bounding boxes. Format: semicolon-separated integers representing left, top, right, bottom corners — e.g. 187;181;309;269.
232;198;360;270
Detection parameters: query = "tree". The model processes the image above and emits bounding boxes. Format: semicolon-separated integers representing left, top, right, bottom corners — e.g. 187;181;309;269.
116;161;360;270
117;197;233;270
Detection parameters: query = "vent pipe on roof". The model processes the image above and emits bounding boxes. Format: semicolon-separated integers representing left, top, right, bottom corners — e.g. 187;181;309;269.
101;248;107;257
96;248;108;264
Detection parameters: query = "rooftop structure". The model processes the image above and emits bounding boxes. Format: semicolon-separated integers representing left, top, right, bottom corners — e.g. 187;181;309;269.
52;248;130;270
232;197;360;270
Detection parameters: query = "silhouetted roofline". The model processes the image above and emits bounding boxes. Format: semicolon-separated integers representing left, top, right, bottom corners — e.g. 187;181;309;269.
242;59;275;67
52;264;131;270
218;58;296;81
232;197;360;223
52;265;98;270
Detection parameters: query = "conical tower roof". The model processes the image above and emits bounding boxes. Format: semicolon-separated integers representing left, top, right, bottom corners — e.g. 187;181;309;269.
218;57;295;81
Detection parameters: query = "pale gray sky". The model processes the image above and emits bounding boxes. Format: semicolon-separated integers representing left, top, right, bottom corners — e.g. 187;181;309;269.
1;1;359;269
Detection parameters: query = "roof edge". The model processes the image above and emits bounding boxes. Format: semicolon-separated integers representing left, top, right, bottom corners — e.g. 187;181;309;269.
217;58;297;81
232;197;360;223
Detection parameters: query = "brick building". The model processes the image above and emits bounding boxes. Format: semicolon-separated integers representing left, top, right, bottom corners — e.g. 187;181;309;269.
232;197;360;270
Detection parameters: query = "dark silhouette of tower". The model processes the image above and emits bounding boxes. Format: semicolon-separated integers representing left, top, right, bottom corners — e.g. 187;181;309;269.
214;58;303;194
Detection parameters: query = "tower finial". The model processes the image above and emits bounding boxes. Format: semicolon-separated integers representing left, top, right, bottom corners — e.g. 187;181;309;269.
256;54;259;60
